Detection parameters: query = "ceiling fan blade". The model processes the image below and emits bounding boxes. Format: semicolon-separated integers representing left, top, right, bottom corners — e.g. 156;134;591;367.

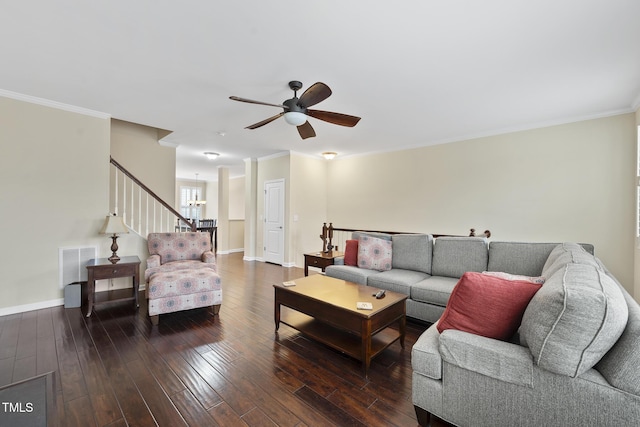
297;121;316;139
245;112;284;129
306;109;361;127
229;96;286;109
298;82;332;108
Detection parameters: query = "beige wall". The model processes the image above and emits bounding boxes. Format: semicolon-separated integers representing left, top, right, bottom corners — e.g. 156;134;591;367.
205;180;218;219
111;119;175;203
0;96;110;311
229;220;245;251
290;153;328;267
229;177;245;220
327;114;637;294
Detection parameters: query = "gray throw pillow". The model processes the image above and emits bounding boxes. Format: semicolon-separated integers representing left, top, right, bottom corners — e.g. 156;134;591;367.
520;263;628;377
541;242;602;278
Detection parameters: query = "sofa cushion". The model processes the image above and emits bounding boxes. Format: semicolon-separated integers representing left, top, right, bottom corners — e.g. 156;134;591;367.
344;239;358;266
324;265;381;285
487;241;560;277
541;242;602;278
520;263;628;377
437;272;542;341
367;269;430;296
431;237;488;278
358;235;392;271
439;329;534;387
352;231;392;241
411;276;459;307
391;234;433;274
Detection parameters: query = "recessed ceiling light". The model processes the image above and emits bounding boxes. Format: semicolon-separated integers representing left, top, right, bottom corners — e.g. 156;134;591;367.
204;152;219;160
322;152;337;160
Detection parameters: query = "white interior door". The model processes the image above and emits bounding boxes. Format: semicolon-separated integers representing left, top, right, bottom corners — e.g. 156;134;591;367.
264;179;285;265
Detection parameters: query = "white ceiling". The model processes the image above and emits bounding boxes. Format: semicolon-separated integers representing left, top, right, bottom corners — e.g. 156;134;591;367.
1;1;639;182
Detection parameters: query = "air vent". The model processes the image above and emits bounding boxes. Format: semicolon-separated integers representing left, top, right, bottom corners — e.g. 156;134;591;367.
59;246;97;289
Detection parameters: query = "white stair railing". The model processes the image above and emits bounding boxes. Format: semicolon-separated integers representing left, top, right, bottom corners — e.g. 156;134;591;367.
109;157;195;237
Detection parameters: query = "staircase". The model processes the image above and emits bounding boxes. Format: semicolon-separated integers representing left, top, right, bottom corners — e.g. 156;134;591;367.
109;157;194;237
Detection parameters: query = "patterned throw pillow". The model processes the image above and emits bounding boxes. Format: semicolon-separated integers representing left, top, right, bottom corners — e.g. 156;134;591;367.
358;235;392;271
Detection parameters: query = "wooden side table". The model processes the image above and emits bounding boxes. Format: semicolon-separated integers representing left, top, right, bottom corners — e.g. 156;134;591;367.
84;256;141;317
304;251;345;276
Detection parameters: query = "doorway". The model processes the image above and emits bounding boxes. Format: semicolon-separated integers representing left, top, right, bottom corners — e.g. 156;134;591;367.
264;179;285;265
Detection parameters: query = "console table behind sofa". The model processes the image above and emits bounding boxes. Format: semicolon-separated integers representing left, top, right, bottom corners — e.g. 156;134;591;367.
328;226;491;253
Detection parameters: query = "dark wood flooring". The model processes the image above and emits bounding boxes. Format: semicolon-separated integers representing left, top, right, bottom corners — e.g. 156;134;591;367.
0;253;437;426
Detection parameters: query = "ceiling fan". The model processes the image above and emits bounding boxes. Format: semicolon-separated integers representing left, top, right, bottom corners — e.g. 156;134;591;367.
229;81;361;139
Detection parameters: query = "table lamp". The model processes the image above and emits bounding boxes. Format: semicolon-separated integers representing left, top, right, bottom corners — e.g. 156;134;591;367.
100;214;129;263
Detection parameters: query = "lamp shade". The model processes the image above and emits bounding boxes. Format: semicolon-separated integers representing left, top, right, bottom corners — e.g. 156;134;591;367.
284;111;307;126
99;215;129;235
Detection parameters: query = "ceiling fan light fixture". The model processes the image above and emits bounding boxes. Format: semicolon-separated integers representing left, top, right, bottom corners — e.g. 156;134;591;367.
284;111;307;126
322;152;337;160
204;152;219;160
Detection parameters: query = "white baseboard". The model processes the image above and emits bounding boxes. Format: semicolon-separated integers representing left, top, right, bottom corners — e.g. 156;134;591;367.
0;298;64;316
217;248;244;255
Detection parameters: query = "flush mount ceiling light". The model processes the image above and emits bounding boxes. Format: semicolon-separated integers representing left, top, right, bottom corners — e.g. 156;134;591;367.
204;152;219;160
322;152;337;160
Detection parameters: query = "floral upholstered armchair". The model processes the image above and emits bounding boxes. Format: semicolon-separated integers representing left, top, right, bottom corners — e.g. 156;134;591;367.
145;232;222;324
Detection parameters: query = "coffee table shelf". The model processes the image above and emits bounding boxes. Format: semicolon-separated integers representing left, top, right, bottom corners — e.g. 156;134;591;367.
280;309;402;362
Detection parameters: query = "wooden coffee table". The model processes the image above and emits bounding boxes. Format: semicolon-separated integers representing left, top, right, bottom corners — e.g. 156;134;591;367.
274;274;407;376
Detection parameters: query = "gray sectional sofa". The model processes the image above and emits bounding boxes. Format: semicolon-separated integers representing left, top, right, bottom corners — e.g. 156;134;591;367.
412;242;640;426
326;233;640;425
326;233;579;324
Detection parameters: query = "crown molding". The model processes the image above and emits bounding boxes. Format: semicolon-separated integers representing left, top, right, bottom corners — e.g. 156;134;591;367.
0;88;111;119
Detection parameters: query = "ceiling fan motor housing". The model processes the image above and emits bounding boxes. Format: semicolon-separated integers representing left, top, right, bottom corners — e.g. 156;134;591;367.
283;97;306;113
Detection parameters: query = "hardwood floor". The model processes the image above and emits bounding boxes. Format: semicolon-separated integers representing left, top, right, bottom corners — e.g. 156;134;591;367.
0;253;434;426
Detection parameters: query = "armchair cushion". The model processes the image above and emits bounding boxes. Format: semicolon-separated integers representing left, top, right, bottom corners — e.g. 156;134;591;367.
145;232;217;282
145;260;215;282
148;232;212;264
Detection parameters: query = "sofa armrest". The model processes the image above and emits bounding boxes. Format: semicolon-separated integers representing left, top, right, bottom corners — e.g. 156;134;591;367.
202;251;217;272
146;254;161;269
334;256;345;266
412;323;443;379
439;329;534;387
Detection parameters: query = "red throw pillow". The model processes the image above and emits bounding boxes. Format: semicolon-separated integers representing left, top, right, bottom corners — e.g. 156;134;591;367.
437;272;542;341
344;239;358;266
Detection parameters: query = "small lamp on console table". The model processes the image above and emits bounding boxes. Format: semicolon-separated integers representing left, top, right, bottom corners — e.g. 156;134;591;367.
100;214;129;263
